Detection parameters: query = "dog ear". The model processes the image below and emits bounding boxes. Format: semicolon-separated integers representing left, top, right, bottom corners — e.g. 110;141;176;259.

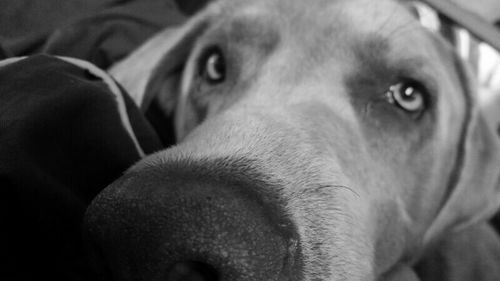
109;13;211;112
424;57;500;245
142;19;210;115
109;11;213;144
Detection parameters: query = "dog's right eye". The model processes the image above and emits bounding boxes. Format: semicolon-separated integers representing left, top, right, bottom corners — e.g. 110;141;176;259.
198;46;226;84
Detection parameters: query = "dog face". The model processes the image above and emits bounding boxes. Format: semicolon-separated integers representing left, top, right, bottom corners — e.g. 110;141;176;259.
87;0;500;280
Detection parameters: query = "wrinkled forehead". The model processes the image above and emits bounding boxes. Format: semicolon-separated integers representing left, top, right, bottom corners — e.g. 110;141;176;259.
215;0;414;39
210;0;451;68
204;0;462;97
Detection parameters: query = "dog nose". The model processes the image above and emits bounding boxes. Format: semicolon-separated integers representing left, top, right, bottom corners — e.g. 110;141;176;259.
84;162;302;281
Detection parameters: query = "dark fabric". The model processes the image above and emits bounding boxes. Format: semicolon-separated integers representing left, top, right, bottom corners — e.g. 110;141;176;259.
0;55;162;281
0;1;187;278
0;1;195;280
0;44;9;59
145;99;177;147
121;82;164;153
0;0;186;69
175;0;211;15
0;0;116;39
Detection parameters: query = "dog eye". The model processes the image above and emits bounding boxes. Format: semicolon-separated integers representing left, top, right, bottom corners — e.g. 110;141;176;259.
385;81;427;115
199;46;226;84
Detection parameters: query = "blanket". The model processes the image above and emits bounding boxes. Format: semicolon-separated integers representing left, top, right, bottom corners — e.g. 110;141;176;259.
0;1;193;279
0;55;162;281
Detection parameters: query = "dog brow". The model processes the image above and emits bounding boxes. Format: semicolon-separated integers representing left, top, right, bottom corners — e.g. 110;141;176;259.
344;36;397;101
345;35;431;99
225;17;280;55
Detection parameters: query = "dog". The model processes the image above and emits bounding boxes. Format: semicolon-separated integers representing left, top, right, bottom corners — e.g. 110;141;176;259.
84;0;500;280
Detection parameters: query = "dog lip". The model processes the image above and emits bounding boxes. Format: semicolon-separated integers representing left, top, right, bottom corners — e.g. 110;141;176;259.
84;157;304;281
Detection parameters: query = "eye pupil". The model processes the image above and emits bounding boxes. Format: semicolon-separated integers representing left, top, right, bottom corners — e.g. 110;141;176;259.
201;47;226;84
386;81;426;114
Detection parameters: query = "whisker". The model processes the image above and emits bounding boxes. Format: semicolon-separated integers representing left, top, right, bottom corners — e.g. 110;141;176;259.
376;4;400;34
316;184;361;198
381;19;418;39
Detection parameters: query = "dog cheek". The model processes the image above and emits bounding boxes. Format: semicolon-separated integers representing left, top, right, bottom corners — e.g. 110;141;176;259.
371;199;420;275
175;98;201;141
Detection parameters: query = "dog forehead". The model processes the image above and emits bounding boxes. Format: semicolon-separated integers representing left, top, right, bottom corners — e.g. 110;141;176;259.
212;0;434;69
215;0;415;34
198;0;456;125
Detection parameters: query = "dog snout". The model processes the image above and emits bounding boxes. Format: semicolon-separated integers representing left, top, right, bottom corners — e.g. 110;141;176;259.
84;161;302;281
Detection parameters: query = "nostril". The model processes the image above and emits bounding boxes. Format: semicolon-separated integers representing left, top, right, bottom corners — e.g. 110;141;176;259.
166;261;218;281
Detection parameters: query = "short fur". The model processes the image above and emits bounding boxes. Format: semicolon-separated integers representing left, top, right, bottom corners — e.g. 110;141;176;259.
106;0;500;280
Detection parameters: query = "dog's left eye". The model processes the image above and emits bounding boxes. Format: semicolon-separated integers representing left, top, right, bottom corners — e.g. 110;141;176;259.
385;81;427;115
199;46;226;84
